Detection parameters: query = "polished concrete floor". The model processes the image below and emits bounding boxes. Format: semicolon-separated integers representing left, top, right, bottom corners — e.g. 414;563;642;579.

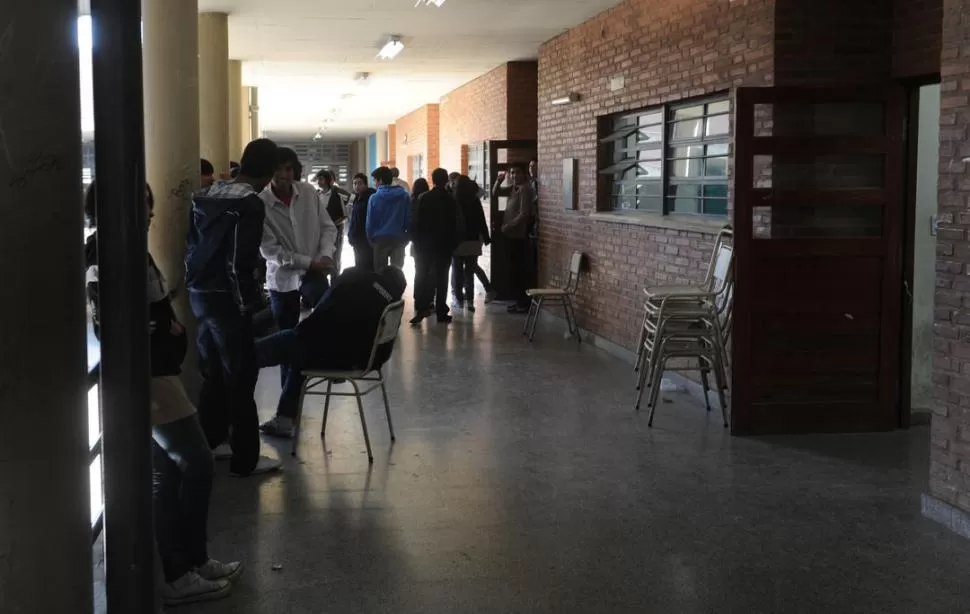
148;299;970;614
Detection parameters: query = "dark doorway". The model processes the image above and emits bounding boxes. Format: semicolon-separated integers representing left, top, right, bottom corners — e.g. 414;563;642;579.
485;139;537;299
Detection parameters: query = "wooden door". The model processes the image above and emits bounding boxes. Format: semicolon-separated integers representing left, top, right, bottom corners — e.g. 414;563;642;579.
732;87;905;434
487;139;537;299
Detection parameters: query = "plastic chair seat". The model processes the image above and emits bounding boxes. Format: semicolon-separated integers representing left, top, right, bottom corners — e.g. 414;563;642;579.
526;287;569;298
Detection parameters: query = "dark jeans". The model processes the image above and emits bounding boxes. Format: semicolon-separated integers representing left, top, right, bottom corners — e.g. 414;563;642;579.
352;243;374;272
269;272;330;392
506;237;529;307
256;329;304;420
191;291;260;476
415;250;451;317
152;413;214;582
452;255;491;302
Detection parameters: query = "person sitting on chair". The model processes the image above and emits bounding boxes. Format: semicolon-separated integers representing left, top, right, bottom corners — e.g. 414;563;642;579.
254;266;407;438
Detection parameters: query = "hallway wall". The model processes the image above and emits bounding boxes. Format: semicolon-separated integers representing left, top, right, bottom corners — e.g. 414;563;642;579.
439;65;510;174
393;104;440;184
929;0;970;513
536;0;774;351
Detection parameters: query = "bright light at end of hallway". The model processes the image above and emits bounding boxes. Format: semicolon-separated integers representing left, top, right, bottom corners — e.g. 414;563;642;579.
377;37;404;60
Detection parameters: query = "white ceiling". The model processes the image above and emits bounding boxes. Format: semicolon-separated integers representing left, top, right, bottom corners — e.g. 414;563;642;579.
198;0;624;140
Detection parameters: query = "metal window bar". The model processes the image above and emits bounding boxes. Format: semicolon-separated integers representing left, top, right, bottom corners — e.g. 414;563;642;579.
88;361;103;545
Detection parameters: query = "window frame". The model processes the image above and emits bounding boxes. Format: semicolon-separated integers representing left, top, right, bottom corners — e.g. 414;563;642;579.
598;94;730;218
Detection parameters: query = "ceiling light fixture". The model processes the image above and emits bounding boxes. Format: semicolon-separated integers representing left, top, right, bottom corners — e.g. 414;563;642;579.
355;72;371;86
378;36;404;60
415;0;446;6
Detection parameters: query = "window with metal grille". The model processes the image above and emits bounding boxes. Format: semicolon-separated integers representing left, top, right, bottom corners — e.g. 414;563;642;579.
466;142;488;187
599;96;729;216
410;154;425;181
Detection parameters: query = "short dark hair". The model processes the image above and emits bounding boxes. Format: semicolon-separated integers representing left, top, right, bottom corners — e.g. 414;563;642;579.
276;147;301;180
352;172;368;184
200;158;214;177
431;168;449;187
371;166;393;186
509;161;528;175
84;180;155;227
411;177;430;198
239;138;279;179
317;169;335;183
390;167;400;178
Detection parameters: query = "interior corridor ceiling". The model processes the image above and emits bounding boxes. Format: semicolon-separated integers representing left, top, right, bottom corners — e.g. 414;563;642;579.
198;0;625;139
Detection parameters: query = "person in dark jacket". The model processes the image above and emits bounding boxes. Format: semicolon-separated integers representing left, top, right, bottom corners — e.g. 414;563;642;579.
410;178;432;312
452;175;494;311
186;137;280;477
255;266;407;428
347;172;376;271
411;168;459;325
85;181;241;605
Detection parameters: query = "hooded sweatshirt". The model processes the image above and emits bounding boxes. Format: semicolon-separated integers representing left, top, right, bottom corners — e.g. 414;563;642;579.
365;184;411;244
185;181;266;312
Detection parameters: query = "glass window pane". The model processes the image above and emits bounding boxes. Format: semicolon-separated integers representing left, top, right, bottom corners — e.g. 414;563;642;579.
705;114;729;136
639;111;663;126
669;197;701;214
638;125;663;144
638;149;662;161
669;159;703;178
637;197;663;212
669;183;701;198
705;156;728;177
707;143;729;156
638;161;662;178
703;183;729;199
613;194;636;210
638;181;663;197
708;100;730;114
703;199;729;216
673;105;704;120
670;146;705;159
671;119;704;140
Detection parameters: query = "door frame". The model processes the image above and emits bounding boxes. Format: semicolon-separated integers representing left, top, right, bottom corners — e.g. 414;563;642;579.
486;139;537;299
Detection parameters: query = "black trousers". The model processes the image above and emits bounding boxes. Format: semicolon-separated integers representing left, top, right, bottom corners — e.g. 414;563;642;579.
506;237;529;307
416;249;452;317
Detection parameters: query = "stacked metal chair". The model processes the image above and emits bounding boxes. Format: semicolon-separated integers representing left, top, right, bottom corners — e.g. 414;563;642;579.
632;227;734;428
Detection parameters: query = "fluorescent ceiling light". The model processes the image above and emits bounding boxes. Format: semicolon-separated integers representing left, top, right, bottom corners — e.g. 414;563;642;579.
415;0;446;6
378;36;404;60
551;93;581;106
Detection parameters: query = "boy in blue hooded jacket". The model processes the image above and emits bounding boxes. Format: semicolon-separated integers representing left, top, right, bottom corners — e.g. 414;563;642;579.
366;166;412;270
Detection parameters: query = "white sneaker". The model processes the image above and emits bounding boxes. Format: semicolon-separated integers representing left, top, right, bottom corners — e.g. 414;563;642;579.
195;559;243;583
212;443;232;461
484;291;497;304
259;415;294;438
230;455;282;478
159;571;231;606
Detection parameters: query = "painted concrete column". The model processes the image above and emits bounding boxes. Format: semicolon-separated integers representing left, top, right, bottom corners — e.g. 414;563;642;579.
198;12;230;176
375;129;388;166
249;86;260;140
143;0;202;397
228;60;245;161
0;1;93;611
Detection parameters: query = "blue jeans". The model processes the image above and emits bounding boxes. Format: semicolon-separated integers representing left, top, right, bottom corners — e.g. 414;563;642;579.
191;291;260;476
256;329;304;419
152;413;214;582
269;272;329;398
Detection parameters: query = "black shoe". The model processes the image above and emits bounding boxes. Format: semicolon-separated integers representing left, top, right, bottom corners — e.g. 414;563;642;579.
467;305;476;313
437;314;453;324
507;304;529;314
410;309;431;326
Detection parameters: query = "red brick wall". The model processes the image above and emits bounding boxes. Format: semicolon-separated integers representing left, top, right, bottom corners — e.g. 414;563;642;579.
930;0;970;512
773;0;892;86
537;0;774;350
507;61;539;141
387;124;397;168
893;0;943;79
439;65;509;173
392;104;440;184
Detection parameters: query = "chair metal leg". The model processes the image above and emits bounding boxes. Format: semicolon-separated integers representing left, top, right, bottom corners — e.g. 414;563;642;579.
700;368;712;413
350;380;373;463
379;369;395;442
711;351;729;428
523;299;536;336
528;297;543;341
291;383;308;457
320;379;333;438
646;355;668;427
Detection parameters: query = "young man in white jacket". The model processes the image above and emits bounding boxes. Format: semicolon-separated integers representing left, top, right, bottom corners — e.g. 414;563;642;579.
258;147;338;437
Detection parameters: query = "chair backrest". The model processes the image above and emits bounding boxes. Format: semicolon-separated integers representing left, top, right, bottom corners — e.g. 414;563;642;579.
703;226;733;292
564;251;585;294
364;300;405;371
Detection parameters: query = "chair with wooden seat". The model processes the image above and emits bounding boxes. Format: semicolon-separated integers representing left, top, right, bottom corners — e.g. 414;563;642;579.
291;300;405;462
523;251;585;342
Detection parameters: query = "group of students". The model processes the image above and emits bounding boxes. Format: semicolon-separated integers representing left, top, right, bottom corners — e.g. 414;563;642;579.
84;138;408;607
